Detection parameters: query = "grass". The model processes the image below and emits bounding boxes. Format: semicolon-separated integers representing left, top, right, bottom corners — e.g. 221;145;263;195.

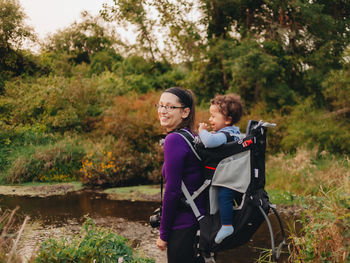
104;184;160;195
103;184;161;201
0;207;30;262
16;181;82;188
265;148;350;262
0;181;84;197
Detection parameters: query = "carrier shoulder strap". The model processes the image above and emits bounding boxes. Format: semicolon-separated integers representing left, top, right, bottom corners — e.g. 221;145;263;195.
174;129;202;161
220;130;240;142
174;129;208;221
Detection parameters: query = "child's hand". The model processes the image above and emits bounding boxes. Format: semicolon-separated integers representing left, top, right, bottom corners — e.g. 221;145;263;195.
198;122;208;133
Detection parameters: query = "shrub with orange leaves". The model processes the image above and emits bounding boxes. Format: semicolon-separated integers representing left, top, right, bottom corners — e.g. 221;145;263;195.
82;91;164;186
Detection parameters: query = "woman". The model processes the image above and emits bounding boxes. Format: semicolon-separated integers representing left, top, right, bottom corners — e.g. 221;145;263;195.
156;87;205;263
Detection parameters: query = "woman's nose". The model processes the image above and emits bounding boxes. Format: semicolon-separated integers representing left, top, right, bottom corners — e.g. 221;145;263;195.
159;107;167;113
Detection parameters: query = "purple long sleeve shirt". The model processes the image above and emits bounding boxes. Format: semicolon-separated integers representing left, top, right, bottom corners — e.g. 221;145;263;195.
159;131;205;241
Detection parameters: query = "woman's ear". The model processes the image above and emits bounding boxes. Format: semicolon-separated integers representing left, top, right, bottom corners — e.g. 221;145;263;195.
182;107;190;119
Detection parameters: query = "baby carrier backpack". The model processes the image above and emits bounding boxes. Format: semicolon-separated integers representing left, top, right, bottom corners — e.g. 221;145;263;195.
175;120;286;262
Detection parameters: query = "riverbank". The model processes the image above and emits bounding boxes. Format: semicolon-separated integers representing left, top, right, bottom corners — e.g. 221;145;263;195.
1;182;298;263
0;182;83;197
0;182;302;218
17;208;295;263
0;182;161;201
19;217;166;263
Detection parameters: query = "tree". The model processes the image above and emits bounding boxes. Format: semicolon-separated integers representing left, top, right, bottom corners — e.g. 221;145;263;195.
103;0;350;108
0;0;34;50
102;0;206;64
322;48;350;116
0;0;36;77
42;12;120;65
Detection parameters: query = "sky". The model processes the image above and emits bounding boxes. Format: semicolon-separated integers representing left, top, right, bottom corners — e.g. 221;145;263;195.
20;0;115;39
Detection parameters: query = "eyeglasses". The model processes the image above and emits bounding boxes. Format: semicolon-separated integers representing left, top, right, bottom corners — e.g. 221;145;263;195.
155;104;185;112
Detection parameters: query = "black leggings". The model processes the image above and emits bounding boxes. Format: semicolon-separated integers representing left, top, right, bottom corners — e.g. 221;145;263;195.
167;224;200;263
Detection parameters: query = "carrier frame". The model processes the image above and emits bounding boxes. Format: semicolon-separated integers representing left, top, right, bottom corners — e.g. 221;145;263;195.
176;120;287;262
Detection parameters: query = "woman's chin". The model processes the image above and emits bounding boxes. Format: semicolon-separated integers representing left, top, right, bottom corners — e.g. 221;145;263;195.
160;122;170;129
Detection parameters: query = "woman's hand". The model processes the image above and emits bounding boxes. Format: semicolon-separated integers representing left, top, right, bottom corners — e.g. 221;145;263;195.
198;122;208;133
157;237;167;250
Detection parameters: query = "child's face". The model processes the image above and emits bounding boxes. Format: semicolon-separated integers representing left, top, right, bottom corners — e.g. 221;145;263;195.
209;104;231;132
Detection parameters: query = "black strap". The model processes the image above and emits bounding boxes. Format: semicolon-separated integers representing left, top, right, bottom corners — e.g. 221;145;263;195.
159;130;197;209
174;129;202;161
220;131;238;142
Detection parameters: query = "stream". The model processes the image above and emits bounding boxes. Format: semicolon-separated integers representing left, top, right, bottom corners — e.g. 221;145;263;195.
0;190;294;262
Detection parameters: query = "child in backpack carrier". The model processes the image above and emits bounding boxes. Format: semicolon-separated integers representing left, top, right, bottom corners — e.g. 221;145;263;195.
198;93;244;244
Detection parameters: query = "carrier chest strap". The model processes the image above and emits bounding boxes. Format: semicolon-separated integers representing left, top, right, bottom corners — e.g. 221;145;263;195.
191;179;211;200
181;181;204;221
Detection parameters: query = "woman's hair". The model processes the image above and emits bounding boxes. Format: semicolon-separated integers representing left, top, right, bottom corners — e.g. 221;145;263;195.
210;93;243;125
164;86;196;132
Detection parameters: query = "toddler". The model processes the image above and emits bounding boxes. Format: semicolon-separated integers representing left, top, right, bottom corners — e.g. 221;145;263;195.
198;93;243;244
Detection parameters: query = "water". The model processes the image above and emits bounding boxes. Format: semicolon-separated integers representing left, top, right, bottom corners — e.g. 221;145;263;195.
0;190;159;226
0;190;293;262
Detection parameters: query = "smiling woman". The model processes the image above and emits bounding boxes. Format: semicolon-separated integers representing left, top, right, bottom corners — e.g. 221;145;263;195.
157;87;195;132
157;92;189;132
155;87;205;263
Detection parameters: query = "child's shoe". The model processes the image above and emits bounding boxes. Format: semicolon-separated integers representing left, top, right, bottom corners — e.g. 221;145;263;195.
214;225;234;244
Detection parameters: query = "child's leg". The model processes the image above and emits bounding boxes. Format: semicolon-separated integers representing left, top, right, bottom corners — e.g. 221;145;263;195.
215;187;234;244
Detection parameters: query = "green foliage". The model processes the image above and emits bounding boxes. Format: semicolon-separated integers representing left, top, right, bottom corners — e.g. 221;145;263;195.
34;217;155;263
0;75;109;132
154;65;187;89
3;136;85;183
0;0;34;50
0;127;55;174
266;150;349;262
322;52;350;113
288;188;349;262
41;11;119;76
104;0;350;108
280;99;350;155
226;39;296;109
0;0;48;77
90;49;123;75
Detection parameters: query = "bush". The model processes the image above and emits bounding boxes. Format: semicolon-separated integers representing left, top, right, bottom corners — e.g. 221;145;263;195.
80;149;120;186
280;99;350;154
34;217;155;263
0;127;56;177
0;75;109;133
90;49;123;75
82;91;163;186
288;188;349;262
5;137;85;183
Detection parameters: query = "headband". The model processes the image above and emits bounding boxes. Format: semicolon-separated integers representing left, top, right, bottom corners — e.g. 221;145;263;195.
165;87;193;108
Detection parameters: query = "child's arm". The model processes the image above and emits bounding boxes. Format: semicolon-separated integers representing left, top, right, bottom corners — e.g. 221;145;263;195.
198;123;227;148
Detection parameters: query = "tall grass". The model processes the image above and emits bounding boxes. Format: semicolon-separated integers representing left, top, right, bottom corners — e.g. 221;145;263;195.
1;136;85;184
0;207;29;263
265;150;349;262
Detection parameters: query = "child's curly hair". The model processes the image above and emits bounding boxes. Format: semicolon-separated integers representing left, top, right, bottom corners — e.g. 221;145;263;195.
210;93;243;125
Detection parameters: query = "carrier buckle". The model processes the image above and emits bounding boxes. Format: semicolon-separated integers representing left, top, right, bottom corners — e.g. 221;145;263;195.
203;252;216;263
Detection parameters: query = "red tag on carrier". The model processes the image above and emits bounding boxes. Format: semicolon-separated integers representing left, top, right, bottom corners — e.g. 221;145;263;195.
242;139;253;147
